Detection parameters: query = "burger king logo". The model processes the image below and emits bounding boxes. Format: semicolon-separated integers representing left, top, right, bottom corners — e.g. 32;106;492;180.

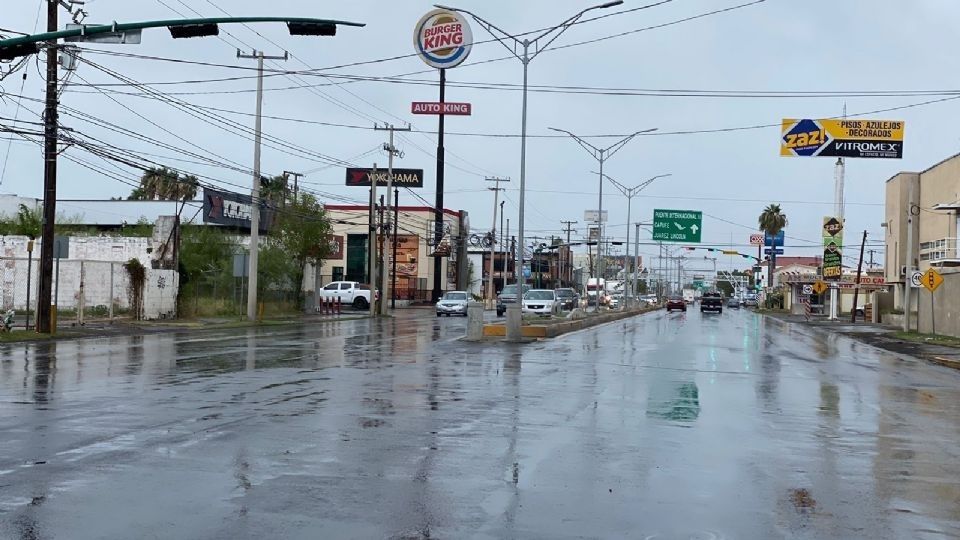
413;9;473;70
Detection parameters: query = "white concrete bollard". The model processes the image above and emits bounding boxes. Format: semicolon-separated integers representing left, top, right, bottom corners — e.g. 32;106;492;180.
506;303;523;342
466;302;485;341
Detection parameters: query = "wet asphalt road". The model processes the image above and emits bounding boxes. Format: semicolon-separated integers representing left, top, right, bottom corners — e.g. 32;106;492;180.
2;308;960;539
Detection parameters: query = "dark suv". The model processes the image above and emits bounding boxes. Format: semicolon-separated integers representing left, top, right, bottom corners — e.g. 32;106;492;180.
554;288;581;311
497;284;531;317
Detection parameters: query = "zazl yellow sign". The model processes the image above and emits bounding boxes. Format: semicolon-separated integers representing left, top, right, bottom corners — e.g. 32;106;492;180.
781;119;904;159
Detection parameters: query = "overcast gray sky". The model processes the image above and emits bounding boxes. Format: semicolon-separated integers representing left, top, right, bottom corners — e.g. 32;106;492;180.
3;0;958;267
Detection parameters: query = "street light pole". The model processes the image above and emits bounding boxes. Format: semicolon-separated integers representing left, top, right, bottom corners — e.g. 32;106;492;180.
550;127;657;293
597;172;670;303
436;0;624;340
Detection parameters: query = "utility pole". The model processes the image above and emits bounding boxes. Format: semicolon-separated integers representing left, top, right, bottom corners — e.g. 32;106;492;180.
368;164;379;318
904;180;916;332
238;49;287;322
485;177;509;306
374;123;410;315
36;0;59;333
851;230;868;323
282;170;304;203
867;249;876;269
499;201;505;291
504;218;510;291
561;220;577;287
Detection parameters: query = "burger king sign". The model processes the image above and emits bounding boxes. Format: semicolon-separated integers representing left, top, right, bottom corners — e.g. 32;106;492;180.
414;9;473;70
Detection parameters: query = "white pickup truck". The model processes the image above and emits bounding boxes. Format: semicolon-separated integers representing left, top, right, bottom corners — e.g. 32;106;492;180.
319;281;376;309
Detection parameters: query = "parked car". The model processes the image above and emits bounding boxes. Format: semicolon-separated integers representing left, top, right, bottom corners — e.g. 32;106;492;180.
319;281;377;309
701;291;723;313
497;284;531;317
554;288;581;311
666;296;686;312
436;291;469;317
609;293;623;309
726;297;740;309
522;289;560;316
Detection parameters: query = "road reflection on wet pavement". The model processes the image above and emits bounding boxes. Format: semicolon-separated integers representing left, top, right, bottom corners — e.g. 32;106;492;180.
2;308;960;539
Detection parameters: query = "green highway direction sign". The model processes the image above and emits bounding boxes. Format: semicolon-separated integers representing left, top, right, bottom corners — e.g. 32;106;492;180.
652;209;703;243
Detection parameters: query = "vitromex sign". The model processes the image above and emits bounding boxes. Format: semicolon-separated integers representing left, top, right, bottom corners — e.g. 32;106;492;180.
780;118;904;159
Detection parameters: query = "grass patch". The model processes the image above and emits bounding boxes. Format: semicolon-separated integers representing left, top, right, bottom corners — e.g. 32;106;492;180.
892;332;960;348
0;330;84;343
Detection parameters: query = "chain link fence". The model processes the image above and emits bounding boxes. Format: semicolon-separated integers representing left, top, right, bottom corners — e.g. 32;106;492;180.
0;257;133;327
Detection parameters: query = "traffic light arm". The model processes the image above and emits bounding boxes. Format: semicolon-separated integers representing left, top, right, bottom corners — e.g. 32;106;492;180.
0;16;364;50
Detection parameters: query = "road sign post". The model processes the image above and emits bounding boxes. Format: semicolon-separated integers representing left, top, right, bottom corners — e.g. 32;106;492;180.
652;209;702;243
921;268;943;335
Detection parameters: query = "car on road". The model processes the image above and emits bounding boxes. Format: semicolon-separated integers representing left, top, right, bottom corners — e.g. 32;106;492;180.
522;289;560;316
320;281;377;310
497;284;531;317
701;291;723;313
554;288;581;311
744;294;758;307
726;297;740;309
436;291;469;317
609;293;623;309
666;296;686;312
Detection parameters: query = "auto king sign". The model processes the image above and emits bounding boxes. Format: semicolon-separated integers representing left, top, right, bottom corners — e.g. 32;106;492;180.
652;209;703;243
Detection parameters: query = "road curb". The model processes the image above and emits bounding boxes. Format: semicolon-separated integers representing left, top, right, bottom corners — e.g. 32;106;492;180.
477;306;662;341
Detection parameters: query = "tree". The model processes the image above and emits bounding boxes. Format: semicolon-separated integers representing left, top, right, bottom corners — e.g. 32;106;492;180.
758;204;788;287
272;193;333;302
128;167;198;201
260;175;289;207
0;204;42;238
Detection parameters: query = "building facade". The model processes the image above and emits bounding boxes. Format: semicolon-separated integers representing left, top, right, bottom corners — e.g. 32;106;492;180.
319;205;469;302
885;153;960;335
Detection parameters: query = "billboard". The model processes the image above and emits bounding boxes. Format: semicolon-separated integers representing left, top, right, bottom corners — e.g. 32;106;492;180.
822;216;843;279
322;235;344;260
345;168;424;188
202;188;272;232
391;235;420;279
584;210;608;223
780;119;904;159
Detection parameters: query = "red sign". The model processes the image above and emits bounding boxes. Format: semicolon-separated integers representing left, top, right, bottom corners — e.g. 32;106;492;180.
411;102;472;116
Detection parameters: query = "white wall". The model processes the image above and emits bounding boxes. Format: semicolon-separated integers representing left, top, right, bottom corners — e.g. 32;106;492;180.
0;235;177;319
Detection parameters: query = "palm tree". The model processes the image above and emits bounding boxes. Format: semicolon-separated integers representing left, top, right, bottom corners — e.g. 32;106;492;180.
260;174;289;207
129;168;198;201
177;174;200;200
758;204;788;287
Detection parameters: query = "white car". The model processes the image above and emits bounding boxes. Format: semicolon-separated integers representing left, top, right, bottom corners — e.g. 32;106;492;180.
522;289;559;316
436;291;469;317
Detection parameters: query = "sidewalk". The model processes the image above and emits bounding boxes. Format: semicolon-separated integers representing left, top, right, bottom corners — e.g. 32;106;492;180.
769;313;960;370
